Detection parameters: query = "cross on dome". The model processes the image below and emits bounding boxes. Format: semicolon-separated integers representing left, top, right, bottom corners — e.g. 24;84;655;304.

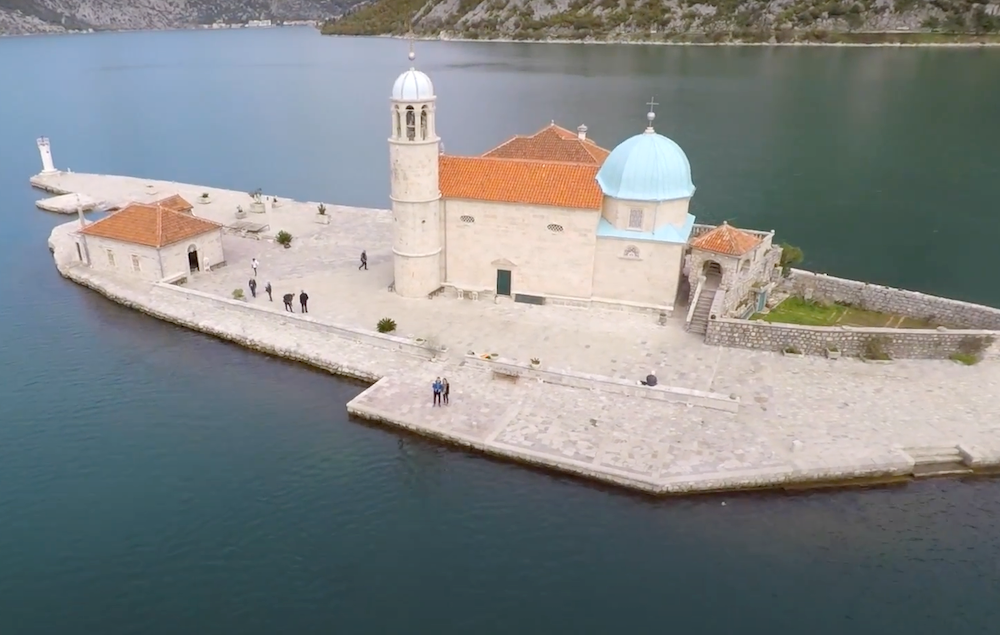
645;97;659;133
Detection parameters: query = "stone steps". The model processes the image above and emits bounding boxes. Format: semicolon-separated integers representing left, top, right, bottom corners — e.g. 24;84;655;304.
688;289;716;335
903;445;973;477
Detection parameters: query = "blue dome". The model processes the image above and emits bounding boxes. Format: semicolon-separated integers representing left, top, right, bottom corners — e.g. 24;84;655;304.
596;129;695;202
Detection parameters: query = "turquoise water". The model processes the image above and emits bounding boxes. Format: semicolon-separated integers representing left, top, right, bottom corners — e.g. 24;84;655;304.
1;28;1000;634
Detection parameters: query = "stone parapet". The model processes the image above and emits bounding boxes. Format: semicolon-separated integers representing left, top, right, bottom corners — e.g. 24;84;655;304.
782;269;1000;329
706;318;999;359
462;353;740;412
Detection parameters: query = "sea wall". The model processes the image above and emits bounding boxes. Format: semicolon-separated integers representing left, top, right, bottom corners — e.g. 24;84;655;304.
782;269;1000;329
705;319;999;359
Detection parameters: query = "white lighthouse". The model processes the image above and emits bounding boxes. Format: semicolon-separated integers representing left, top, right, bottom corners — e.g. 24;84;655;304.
37;137;57;174
388;46;442;298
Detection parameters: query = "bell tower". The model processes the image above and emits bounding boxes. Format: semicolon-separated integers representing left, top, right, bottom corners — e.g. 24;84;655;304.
388;43;442;299
37;137;57;174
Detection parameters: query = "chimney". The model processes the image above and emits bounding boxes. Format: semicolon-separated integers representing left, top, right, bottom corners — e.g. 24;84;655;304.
577;124;588;141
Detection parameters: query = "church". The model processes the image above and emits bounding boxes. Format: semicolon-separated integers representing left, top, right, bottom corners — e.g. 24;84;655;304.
387;49;781;321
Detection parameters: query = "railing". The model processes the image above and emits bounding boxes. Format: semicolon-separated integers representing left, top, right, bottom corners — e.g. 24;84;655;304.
685;275;705;330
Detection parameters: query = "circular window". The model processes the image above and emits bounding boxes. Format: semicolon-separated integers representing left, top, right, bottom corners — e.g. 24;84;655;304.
547;223;564;233
460;215;475;224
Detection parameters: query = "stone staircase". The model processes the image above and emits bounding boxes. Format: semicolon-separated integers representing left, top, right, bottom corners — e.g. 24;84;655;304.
903;445;973;478
688;288;717;335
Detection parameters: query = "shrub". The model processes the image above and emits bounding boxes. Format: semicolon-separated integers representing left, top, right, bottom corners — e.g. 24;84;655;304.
275;230;293;246
826;343;839;352
232;289;245;300
783;345;802;355
950;352;979;366
200;192;209;199
377;317;397;333
530;357;540;365
317;203;327;215
863;336;891;360
957;335;994;357
779;242;805;277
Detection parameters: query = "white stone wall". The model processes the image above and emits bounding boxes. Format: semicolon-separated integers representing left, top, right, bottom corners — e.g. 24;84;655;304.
601;196;690;232
686;232;779;315
157;229;226;279
591;238;685;310
77;229;224;282
389;98;442;298
79;234;162;281
442;198;599;299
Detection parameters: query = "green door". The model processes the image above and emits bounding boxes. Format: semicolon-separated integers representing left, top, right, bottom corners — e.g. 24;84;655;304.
496;269;512;296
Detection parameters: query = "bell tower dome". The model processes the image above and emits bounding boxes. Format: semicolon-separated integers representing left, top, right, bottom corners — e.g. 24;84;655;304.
388;43;442;299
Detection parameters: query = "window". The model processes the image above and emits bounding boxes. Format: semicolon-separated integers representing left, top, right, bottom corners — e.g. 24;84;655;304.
75;243;83;261
628;208;644;230
131;254;141;272
405;106;416;141
394;108;401;139
459;215;475;224
623;245;640;259
547;223;564;233
106;249;115;267
420;106;428;140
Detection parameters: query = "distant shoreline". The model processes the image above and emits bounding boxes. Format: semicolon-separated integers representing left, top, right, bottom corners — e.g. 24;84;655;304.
357;32;1000;48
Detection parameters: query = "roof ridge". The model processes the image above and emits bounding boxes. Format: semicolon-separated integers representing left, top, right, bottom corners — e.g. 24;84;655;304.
156;205;163;247
445;154;600;168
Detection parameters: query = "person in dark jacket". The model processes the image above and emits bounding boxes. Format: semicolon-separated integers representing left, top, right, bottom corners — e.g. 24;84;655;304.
282;293;294;312
299;290;309;313
359;250;368;271
248;278;257;298
264;282;272;302
640;371;657;387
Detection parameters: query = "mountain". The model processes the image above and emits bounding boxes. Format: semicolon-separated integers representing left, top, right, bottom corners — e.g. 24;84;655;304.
0;0;360;35
320;0;1000;44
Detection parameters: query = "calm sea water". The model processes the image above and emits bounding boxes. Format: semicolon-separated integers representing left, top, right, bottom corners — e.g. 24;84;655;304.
1;28;999;634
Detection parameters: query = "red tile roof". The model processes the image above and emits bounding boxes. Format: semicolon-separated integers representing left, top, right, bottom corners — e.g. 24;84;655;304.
439;155;603;210
690;222;762;256
80;203;221;248
152;194;193;213
483;122;610;165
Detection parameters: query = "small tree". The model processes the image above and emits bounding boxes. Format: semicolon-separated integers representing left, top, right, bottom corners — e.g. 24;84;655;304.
275;230;293;246
317;203;327;215
779;242;804;277
232;288;245;300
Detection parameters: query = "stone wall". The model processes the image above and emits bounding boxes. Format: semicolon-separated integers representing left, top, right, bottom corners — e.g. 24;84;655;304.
706;318;999;360
782;269;1000;329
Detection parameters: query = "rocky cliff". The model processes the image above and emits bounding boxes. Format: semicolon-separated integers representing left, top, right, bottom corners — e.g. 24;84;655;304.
321;0;1000;43
0;0;358;35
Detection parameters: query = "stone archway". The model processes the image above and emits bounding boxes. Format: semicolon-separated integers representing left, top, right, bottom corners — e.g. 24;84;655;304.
187;244;200;273
702;260;723;289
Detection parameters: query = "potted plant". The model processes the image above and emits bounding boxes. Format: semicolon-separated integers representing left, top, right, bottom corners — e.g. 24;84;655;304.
249;188;265;214
530;357;540;369
782;345;803;358
199;192;211;204
275;230;293;249
235;205;247;219
232;288;245;301
316;203;329;225
825;344;841;360
376;317;397;333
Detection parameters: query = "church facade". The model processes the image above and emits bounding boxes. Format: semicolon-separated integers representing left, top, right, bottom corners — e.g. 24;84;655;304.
387;51;780;320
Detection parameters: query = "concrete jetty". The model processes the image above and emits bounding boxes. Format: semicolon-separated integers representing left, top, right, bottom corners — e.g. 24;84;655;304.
38;170;1000;496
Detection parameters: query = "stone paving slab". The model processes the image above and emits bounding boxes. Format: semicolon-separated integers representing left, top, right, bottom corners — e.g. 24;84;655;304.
39;172;1000;495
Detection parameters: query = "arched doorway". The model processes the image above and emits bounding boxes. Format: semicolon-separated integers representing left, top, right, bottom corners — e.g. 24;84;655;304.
702;260;723;289
187;244;200;273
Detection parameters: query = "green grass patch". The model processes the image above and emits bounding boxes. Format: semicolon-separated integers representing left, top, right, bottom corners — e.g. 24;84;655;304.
753;297;934;328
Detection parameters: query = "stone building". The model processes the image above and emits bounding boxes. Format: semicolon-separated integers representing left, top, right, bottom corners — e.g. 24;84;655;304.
687;222;780;319
74;201;225;281
387;49;779;318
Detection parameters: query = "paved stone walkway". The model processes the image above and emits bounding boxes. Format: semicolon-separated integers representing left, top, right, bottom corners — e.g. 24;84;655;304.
38;172;1000;494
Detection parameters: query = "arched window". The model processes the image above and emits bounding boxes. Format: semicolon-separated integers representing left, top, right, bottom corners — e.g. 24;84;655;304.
623;245;640;259
405;106;416;141
394;107;401;139
420;106;428;140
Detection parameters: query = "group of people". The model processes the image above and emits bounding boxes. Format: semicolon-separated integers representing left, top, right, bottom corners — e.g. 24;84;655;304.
432;377;450;406
247;258;309;313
